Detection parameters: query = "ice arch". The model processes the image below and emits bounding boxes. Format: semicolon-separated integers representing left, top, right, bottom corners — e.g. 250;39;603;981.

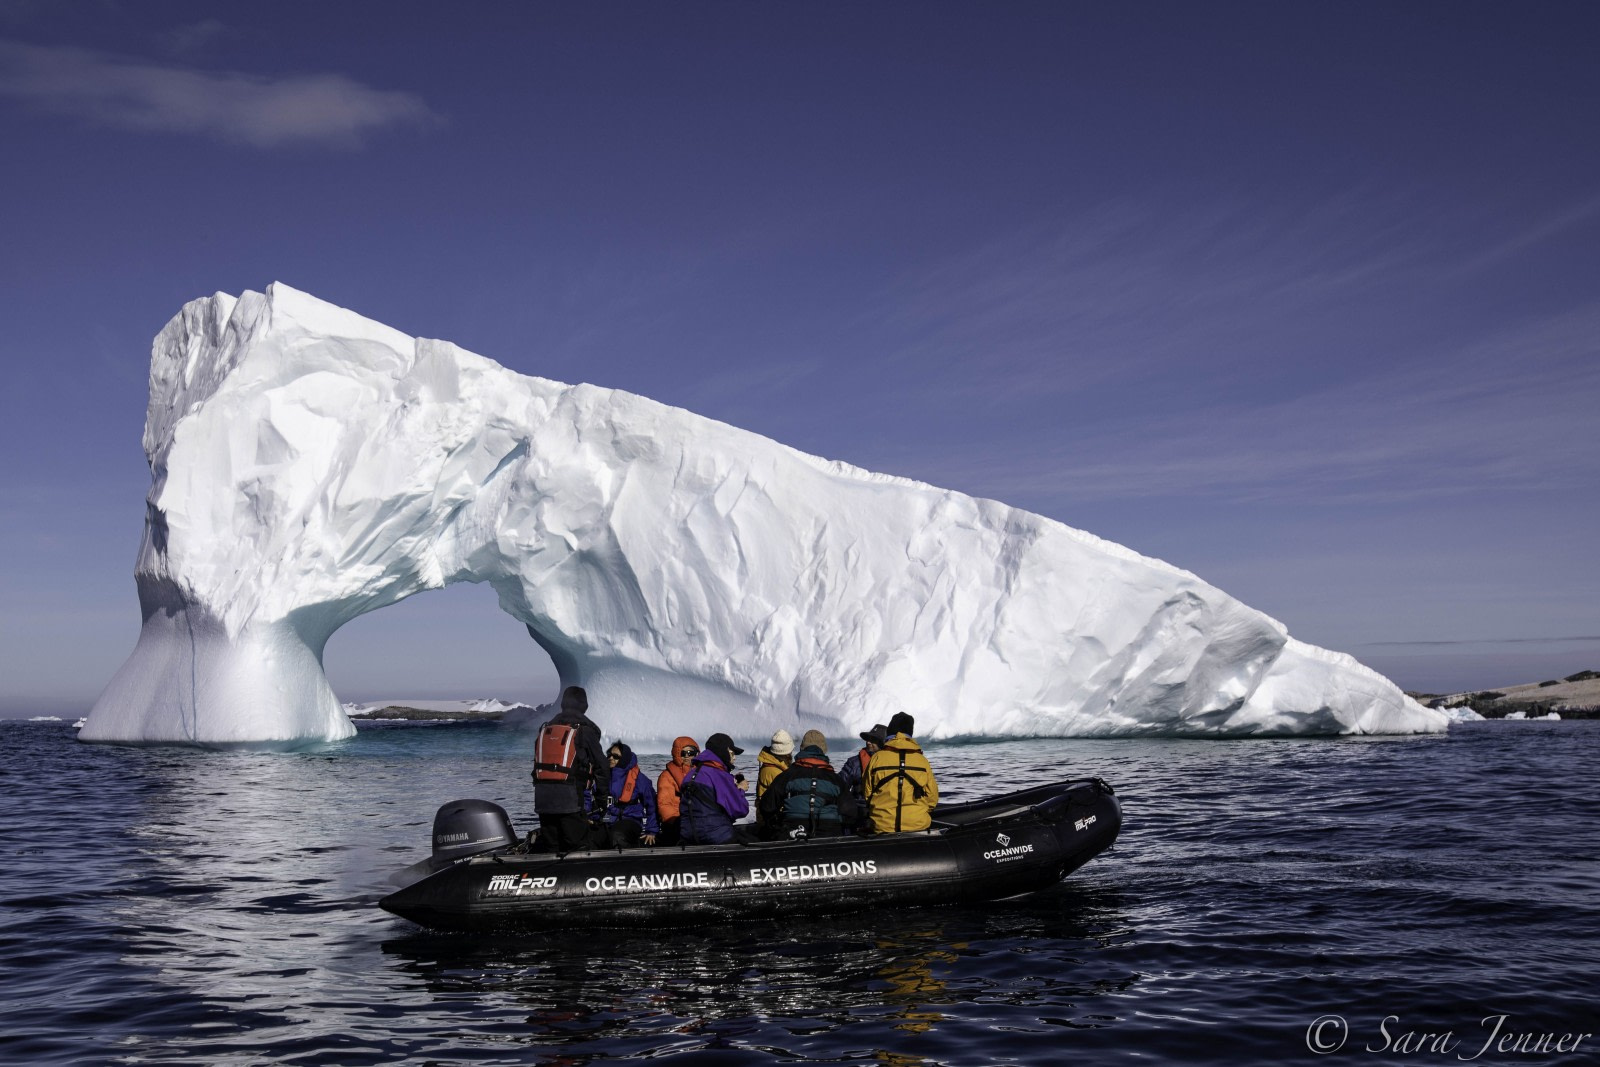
81;284;1445;745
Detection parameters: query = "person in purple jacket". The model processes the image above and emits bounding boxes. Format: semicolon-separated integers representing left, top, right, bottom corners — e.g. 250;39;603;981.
587;741;660;848
678;732;751;844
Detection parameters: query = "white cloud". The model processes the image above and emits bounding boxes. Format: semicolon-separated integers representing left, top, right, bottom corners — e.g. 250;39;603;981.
0;38;440;147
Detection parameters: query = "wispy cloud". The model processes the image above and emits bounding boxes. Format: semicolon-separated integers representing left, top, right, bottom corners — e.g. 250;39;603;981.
860;186;1441;403
910;305;1600;507
1446;192;1600;279
156;19;235;58
0;38;440;147
848;188;1600;507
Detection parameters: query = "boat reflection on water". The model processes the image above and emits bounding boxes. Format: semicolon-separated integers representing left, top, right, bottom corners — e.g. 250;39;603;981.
377;883;1135;1060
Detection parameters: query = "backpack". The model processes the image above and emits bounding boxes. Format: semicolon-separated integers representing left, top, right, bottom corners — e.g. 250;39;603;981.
533;722;578;782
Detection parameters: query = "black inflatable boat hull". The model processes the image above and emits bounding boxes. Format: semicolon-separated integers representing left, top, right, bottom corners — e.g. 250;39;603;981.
380;778;1120;931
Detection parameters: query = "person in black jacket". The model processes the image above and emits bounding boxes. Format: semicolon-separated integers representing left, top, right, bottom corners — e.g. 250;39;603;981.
531;686;608;853
757;729;857;839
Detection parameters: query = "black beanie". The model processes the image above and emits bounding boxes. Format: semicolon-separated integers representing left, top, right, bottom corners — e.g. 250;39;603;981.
560;686;588;714
886;712;915;738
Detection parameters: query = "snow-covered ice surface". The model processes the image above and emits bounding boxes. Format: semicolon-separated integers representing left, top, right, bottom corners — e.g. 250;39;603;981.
81;284;1447;746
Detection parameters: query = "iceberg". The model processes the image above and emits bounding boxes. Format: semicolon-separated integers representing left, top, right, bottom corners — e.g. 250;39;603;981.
81;283;1447;745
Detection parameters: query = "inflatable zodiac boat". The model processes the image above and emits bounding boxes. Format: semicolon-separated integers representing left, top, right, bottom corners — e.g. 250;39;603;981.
379;779;1121;931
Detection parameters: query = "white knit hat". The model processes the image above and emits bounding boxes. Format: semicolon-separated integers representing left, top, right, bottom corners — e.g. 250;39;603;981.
769;729;795;757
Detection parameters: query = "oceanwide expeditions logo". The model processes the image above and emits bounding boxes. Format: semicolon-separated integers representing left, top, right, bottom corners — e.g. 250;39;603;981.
983;831;1035;863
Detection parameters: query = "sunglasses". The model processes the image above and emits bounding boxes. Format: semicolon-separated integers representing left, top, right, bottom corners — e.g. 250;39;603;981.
679;746;699;756
607;752;622;761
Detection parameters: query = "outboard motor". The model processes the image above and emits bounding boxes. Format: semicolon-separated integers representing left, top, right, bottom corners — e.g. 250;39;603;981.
431;799;518;863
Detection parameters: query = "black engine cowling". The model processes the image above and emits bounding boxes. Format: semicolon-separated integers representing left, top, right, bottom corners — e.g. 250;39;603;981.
431;799;517;862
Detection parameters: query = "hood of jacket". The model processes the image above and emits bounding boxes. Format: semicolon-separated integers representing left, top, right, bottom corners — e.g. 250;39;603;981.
882;734;923;755
665;736;699;781
692;749;728;772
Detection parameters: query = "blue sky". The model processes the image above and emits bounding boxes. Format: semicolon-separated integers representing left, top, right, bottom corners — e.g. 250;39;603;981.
2;2;1597;714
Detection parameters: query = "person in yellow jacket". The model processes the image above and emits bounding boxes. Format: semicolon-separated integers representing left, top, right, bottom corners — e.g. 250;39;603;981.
863;713;939;833
755;729;795;802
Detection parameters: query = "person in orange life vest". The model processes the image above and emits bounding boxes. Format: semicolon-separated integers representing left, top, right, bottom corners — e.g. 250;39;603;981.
838;723;887;829
862;713;938;834
679;732;752;845
586;742;659;848
530;686;608;853
755;729;795;803
655;736;699;846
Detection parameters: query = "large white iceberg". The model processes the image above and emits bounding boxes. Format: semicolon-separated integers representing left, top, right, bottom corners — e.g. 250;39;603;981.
81;284;1446;745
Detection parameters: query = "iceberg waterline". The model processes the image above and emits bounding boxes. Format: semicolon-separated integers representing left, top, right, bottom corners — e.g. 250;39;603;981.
81;283;1446;745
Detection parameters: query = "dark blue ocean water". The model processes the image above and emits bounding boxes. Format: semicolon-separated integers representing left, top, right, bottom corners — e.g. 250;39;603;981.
2;719;1597;1066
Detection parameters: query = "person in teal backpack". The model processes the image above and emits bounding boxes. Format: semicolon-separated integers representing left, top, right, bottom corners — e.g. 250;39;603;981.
758;729;857;839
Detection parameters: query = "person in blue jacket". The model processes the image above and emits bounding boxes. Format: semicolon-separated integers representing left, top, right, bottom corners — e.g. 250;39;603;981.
838;722;886;833
678;732;751;844
587;741;660;848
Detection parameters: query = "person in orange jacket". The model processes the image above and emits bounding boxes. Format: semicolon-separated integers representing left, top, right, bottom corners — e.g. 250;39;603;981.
655;735;699;846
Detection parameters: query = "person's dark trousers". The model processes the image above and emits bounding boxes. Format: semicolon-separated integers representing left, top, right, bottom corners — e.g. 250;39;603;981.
537;812;596;853
657;818;680;846
604;818;644;848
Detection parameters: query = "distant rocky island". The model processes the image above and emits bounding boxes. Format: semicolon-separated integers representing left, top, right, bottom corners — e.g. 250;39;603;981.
1409;670;1600;720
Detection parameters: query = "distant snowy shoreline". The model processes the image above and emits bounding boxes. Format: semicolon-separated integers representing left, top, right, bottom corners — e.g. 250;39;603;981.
342;698;527;721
